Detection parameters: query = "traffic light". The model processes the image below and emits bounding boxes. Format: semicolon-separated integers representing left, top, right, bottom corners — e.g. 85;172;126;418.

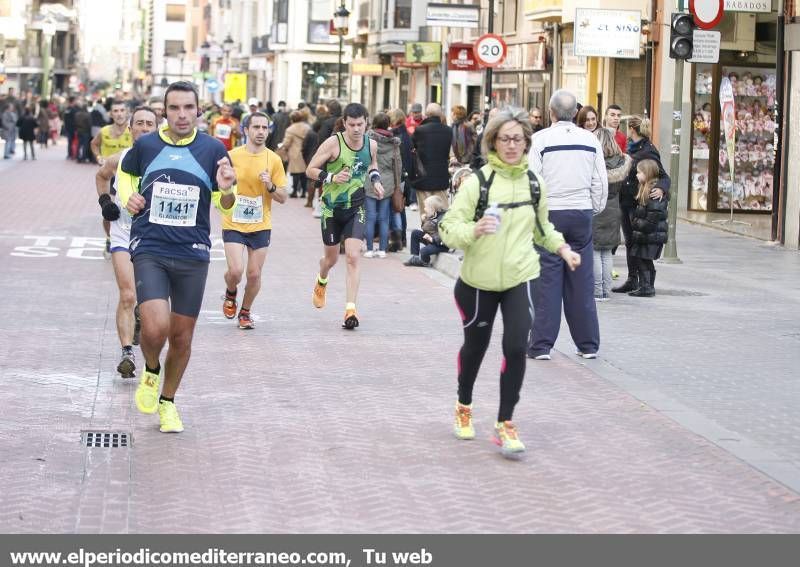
669;13;695;60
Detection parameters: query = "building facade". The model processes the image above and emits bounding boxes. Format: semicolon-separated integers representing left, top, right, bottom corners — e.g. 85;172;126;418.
0;0;80;97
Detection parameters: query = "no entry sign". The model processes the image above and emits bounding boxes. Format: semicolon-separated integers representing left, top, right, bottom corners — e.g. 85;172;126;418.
690;0;724;30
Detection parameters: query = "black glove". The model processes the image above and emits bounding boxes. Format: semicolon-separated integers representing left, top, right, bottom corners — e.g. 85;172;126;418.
98;193;121;221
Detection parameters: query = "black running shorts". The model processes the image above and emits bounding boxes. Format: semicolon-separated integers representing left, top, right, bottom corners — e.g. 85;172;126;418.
132;253;209;318
222;229;271;250
320;204;366;246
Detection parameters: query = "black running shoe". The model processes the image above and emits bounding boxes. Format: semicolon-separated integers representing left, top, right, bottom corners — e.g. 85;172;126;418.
117;348;136;378
342;309;359;330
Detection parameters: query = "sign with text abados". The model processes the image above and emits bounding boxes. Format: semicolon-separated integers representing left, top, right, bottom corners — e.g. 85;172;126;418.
724;0;772;12
448;43;479;71
574;8;641;59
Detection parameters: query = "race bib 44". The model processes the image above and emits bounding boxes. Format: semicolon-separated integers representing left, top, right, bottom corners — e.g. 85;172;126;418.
233;195;264;224
149;181;200;227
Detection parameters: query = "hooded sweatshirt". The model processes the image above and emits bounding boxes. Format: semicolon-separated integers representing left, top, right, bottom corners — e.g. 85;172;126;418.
365;128;401;199
439;153;566;292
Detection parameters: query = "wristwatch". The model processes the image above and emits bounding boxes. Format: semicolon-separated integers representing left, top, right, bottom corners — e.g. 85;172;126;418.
268;184;276;193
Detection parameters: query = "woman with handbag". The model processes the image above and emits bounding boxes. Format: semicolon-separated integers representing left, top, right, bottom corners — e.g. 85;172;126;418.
363;113;401;258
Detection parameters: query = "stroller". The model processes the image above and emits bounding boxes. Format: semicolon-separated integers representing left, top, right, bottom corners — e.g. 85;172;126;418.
448;164;475;205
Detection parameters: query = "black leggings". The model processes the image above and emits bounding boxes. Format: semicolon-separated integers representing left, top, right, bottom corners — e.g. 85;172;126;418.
620;204;637;277
292;172;307;196
453;278;534;422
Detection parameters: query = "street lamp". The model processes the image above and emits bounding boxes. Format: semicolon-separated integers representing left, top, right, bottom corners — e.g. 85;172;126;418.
178;46;187;79
333;3;350;99
40;15;57;100
223;34;234;73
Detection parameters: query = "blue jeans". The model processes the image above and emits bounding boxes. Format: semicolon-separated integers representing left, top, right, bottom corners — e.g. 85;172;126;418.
364;196;391;251
410;229;448;263
3;135;15;158
592;246;613;297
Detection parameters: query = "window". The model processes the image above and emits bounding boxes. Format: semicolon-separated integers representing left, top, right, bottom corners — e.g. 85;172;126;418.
499;0;517;34
166;4;186;22
164;39;185;57
394;0;411;29
308;0;335;44
273;0;288;43
309;0;329;21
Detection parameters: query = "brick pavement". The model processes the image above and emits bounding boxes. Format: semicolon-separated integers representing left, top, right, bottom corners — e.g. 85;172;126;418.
2;143;800;533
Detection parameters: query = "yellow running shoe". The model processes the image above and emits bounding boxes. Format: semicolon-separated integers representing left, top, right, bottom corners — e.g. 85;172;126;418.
135;368;160;414
312;277;327;309
493;421;526;457
158;400;184;433
453;402;475;440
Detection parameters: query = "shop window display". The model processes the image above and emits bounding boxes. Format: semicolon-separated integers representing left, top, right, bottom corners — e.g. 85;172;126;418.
718;67;775;211
691;66;714;210
689;65;775;213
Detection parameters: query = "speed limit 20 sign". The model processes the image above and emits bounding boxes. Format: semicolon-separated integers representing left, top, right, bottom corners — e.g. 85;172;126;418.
474;34;507;67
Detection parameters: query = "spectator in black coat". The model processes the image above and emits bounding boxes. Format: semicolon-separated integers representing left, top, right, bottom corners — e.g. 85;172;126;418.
612;115;670;294
73;102;93;163
411;103;453;221
16;107;38;160
63;97;78;159
470;107;498;170
267;100;290;150
628;159;669;297
389;108;415;249
317;99;342;143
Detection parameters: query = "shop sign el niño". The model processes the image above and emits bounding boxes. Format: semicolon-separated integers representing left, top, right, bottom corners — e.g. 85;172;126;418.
574;9;641;60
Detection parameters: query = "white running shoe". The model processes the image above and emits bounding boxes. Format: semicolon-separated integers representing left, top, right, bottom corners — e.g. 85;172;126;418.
375;250;386;258
363;250;375;258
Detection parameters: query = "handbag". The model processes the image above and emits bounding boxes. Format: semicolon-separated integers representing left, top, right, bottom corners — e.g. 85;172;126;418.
391;143;404;213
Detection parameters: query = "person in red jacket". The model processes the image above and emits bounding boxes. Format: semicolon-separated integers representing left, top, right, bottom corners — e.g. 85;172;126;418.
405;102;424;135
604;104;627;154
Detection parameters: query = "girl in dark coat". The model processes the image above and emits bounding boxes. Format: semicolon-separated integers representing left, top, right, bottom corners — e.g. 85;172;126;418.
593;127;632;300
16;107;38;160
629;159;669;297
613;115;670;293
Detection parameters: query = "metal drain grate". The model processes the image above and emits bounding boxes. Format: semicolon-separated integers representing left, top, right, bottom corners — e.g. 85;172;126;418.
656;289;709;297
82;431;130;448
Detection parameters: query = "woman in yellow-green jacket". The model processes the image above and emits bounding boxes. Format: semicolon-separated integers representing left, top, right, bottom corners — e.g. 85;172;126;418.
439;108;581;458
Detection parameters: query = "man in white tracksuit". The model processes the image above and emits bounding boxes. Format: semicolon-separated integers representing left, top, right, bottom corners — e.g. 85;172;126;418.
527;89;608;360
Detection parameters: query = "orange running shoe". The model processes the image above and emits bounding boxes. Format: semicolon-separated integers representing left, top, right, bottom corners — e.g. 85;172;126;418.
223;291;237;319
312;278;327;309
238;310;255;330
342;308;359;330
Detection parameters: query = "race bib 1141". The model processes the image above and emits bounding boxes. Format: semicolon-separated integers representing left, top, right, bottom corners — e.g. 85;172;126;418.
149;181;200;227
